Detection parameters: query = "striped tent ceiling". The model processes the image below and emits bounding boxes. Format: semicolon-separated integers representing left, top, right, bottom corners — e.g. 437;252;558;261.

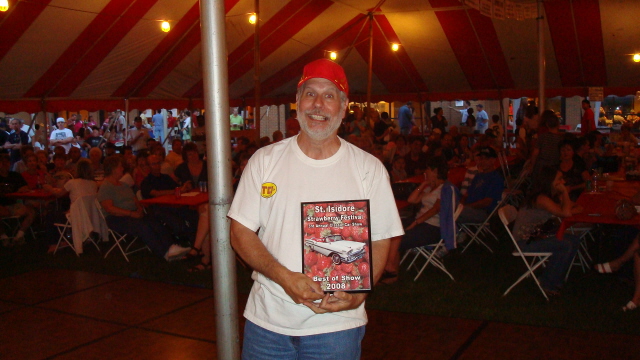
0;0;638;112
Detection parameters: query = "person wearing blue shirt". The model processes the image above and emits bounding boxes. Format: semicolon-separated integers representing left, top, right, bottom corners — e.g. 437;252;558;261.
151;109;164;144
475;104;489;134
457;146;504;224
398;101;414;135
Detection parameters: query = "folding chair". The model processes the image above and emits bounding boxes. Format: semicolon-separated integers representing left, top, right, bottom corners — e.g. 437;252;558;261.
1;215;36;242
53;214;101;256
564;225;596;280
403;205;463;281
95;199;150;262
498;205;553;301
458;211;498;254
497;150;511;181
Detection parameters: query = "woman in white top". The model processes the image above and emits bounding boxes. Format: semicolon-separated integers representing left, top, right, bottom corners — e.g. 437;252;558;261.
381;156;449;283
62;159;97;203
46;159;97;252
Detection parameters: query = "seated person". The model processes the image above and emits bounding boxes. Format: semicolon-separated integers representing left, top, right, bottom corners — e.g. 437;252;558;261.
165;138;184;171
594;234;640;311
11;144;34;174
403;136;428;176
389;156;407;183
558;139;589;201
44;158;98;252
65;146;82;177
381;156;459;283
175;143;208;188
0;154;36;245
20;153;51;190
98;155;190;261
457;147;504;224
511;166;582;295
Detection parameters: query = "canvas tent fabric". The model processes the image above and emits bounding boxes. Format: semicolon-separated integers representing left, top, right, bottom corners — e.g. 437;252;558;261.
0;0;638;113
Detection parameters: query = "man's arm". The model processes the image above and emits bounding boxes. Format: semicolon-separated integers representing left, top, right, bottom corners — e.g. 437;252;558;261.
230;219;324;305
463;197;492;209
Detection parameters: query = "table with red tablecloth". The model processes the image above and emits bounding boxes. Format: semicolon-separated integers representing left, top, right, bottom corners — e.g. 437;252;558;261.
558;181;640;237
139;192;209;208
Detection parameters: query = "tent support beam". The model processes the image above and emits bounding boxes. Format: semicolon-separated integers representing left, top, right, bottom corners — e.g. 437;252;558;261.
537;0;546;112
200;0;240;359
366;12;373;118
253;0;261;141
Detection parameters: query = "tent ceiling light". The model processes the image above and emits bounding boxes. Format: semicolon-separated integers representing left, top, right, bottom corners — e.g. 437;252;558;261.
634;54;640;63
248;13;257;25
391;43;400;52
0;0;8;12
161;21;170;32
329;51;337;61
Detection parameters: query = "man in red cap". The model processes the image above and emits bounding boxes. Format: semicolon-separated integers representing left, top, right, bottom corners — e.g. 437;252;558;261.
228;58;403;359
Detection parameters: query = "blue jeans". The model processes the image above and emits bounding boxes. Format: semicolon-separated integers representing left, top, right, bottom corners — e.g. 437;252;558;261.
242;320;365;360
105;215;174;258
518;234;580;291
457;206;490;224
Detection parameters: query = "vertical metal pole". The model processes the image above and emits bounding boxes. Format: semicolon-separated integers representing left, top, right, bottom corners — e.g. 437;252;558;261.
366;13;373;121
200;0;240;359
253;0;261;140
124;99;129;146
42;98;50;150
537;0;546;112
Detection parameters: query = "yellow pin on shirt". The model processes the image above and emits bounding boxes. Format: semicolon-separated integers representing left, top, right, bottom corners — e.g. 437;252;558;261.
261;183;277;198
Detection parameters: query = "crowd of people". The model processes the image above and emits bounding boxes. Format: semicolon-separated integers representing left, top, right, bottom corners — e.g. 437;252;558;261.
0;110;215;271
2;85;640;316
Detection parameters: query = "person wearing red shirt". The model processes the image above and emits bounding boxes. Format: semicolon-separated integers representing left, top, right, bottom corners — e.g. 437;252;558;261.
284;109;300;138
581;100;595;135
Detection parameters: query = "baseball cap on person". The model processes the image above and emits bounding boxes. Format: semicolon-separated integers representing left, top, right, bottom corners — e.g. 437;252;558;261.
297;59;349;96
56;117;65;123
476;146;497;158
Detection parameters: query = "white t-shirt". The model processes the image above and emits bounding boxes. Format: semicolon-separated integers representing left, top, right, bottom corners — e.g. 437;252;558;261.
50;128;74;153
127;127;149;151
64;179;98;204
415;184;443;227
228;136;404;336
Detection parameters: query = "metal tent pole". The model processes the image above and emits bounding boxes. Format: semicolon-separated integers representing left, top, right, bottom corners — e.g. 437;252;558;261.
537;0;546;112
200;0;240;359
253;0;261;140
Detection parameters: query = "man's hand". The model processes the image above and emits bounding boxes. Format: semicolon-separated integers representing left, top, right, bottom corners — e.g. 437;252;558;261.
303;291;367;314
278;271;324;305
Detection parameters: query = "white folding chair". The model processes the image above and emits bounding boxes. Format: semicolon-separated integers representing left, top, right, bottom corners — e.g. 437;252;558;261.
458;197;508;254
502;159;531;207
95;199;150;262
403;204;463;281
564;225;596;280
499;205;553;301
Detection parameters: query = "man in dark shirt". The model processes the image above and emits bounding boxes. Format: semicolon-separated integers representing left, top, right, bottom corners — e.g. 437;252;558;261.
3;118;29;165
404;136;428;176
0;154;36;245
0;122;9;149
140;155;198;241
372;110;391;145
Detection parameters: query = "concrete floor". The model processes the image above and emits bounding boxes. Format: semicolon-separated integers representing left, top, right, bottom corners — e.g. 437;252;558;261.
1;268;638;360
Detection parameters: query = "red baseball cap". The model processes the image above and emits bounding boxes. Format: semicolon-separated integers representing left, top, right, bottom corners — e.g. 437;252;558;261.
297;59;349;96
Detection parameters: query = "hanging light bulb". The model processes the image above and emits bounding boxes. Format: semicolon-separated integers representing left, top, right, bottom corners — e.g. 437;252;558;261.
329;51;337;61
391;43;400;52
161;21;170;32
634;54;640;63
0;0;9;12
248;13;257;25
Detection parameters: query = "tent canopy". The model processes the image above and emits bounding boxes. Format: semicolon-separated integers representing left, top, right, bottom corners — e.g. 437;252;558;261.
0;0;638;113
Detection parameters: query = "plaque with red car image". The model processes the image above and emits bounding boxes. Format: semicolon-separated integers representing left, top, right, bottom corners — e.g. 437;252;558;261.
301;200;372;293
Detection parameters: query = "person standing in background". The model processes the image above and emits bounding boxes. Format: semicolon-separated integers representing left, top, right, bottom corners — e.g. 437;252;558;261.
152;109;164;144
